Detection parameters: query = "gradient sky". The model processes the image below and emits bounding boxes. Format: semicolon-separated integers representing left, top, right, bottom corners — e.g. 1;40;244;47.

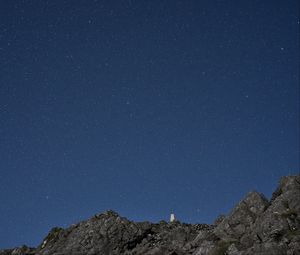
0;0;299;249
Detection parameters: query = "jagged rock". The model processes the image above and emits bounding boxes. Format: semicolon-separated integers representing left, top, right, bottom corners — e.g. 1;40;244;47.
213;215;226;226
1;175;299;255
0;245;35;255
246;175;300;254
214;191;270;241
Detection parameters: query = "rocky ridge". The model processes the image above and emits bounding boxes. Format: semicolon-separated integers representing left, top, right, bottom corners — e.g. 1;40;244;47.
1;175;299;255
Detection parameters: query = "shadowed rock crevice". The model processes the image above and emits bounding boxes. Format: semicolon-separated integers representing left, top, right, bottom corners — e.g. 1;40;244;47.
122;228;154;251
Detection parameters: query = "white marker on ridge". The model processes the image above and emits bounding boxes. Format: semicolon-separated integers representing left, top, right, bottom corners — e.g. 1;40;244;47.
170;213;175;222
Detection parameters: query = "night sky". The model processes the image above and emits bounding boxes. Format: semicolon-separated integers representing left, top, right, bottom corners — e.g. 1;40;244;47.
0;0;299;248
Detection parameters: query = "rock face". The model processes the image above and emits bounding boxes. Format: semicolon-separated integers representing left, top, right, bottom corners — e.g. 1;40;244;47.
1;175;299;255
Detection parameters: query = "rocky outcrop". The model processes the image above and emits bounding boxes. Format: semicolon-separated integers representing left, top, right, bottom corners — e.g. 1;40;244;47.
32;211;212;255
1;175;299;255
0;245;35;255
210;175;300;255
213;191;270;241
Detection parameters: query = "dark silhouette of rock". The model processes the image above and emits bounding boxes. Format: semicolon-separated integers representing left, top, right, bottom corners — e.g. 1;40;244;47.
1;175;299;255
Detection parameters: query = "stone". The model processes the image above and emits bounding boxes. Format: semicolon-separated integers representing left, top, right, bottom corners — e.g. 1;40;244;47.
1;175;299;255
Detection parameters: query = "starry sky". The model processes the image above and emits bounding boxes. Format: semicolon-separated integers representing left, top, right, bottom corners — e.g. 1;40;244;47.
0;0;299;248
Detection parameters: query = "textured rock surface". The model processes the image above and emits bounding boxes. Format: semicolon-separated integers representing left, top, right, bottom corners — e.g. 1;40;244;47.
1;175;299;255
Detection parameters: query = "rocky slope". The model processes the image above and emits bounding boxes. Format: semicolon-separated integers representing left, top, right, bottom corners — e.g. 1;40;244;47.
1;175;299;255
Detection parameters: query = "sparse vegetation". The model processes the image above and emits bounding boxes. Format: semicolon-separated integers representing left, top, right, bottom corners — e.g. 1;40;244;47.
280;209;297;219
45;227;64;242
281;200;289;208
209;240;237;255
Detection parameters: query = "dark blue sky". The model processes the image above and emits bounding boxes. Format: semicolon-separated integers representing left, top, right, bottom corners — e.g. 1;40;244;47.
0;0;299;248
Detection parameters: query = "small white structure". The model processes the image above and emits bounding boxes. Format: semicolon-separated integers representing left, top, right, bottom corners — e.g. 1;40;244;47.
170;213;175;222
